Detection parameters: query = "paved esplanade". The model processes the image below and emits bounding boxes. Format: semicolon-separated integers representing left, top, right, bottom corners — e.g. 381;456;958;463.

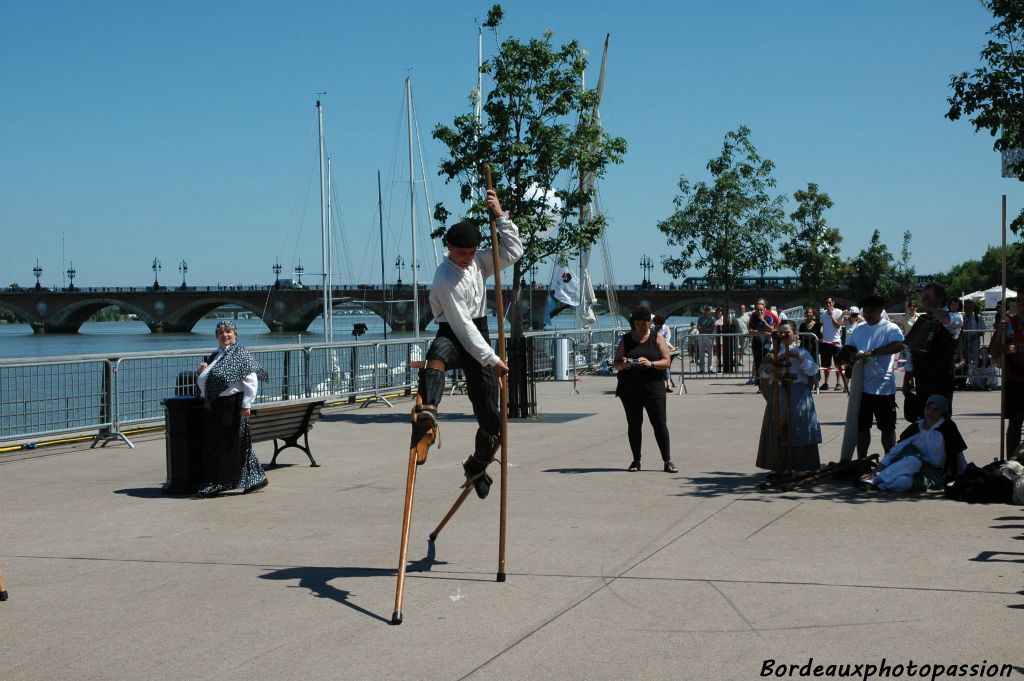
0;378;1020;681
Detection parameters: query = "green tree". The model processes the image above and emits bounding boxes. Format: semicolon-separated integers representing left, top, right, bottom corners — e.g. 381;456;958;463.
778;182;844;303
432;5;626;298
847;229;897;302
431;4;626;416
940;242;1024;294
946;0;1024;231
658;125;789;316
892;230;917;303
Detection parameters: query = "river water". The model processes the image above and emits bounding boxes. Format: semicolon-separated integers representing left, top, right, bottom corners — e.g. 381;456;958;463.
0;313;699;360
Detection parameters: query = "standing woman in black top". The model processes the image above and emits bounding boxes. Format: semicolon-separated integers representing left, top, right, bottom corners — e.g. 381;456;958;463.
614;305;677;473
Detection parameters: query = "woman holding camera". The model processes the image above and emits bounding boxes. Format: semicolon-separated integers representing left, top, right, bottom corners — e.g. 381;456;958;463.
614;305;677;473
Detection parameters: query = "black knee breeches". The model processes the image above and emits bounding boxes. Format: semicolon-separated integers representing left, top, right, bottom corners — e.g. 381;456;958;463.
419;333;501;462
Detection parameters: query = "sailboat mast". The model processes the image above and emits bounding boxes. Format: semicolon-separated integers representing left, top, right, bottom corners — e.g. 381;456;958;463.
406;77;420;338
379;170;388;341
326;156;335;343
476;26;483;125
316;98;331;342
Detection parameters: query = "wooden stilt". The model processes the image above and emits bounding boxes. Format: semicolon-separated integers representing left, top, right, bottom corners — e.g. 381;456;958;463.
484;165;511;583
391;448;419;625
429;486;473;541
1000;194;1007;461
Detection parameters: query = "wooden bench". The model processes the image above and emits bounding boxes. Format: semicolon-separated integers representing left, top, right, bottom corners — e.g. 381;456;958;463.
249;398;326;467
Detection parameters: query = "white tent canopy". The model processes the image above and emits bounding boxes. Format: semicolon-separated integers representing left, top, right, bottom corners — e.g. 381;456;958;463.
961;285;1017;309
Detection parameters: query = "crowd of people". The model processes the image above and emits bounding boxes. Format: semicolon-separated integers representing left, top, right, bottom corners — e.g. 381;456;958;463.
181;184;1012;504
630;283;1023;499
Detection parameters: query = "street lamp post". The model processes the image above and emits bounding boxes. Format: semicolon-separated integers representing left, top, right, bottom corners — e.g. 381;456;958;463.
273;258;282;289
178;260;188;290
395;255;405;286
33;259;42;291
640;255;653;289
152;258;162;290
65;262;76;291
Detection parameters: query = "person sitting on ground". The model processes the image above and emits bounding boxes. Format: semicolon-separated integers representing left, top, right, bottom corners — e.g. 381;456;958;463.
614;305;677;473
756;320;822;478
860;394;967;492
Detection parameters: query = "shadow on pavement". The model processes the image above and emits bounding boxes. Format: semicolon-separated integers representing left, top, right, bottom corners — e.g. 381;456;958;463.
543;467;629;474
673;470;939;504
114;487;177;499
979;512;1024;609
259;543;447;624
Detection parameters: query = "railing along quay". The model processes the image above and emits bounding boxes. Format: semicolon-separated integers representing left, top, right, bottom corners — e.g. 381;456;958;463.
0;330;624;447
4;324;989;448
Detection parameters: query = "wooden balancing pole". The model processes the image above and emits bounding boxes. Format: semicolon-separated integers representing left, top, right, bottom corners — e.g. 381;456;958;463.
484;164;511;582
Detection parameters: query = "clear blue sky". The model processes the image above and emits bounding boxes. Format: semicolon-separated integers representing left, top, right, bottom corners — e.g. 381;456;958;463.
2;0;1019;290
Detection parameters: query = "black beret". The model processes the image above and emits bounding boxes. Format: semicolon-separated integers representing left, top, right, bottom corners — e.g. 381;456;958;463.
445;221;482;248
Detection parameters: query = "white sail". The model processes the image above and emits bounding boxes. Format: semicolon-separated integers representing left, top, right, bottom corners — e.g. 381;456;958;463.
550;262;580;307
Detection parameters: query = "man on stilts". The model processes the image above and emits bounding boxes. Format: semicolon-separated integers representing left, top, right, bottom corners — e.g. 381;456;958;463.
411;188;523;498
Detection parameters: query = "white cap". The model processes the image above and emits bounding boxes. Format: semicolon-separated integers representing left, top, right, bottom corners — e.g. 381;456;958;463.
849;306;861;314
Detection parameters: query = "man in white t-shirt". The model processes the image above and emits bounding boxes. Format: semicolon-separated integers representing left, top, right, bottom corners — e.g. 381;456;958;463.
819;296;847;391
842;294;906;458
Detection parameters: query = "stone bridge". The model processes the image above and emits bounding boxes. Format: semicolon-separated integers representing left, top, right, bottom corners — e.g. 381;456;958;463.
0;283;853;334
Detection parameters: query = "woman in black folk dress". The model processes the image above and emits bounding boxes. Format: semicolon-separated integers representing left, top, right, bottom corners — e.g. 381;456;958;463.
194;321;270;498
614;305;677;473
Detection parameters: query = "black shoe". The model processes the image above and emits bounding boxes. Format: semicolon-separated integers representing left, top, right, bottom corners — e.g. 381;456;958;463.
628;459;641;472
663;461;678;473
242;477;269;495
193;484;223;499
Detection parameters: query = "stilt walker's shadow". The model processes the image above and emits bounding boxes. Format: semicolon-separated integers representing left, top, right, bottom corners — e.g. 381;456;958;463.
259;542;446;623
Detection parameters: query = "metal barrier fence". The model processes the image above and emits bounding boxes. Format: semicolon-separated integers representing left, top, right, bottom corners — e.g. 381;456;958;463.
524;329;621;379
5;325;989;445
0;358;114;441
671;329;763;379
0;331;616;446
670;329;828;386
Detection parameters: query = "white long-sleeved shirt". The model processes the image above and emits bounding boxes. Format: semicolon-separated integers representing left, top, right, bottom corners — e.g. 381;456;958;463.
428;215;523;367
196;347;259;408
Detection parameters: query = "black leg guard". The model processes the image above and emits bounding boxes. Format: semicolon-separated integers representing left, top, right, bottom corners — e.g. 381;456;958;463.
418;368;446;407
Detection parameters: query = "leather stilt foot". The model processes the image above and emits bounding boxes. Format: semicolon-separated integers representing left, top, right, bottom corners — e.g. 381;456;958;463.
410;402;439;465
462;457;494;499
